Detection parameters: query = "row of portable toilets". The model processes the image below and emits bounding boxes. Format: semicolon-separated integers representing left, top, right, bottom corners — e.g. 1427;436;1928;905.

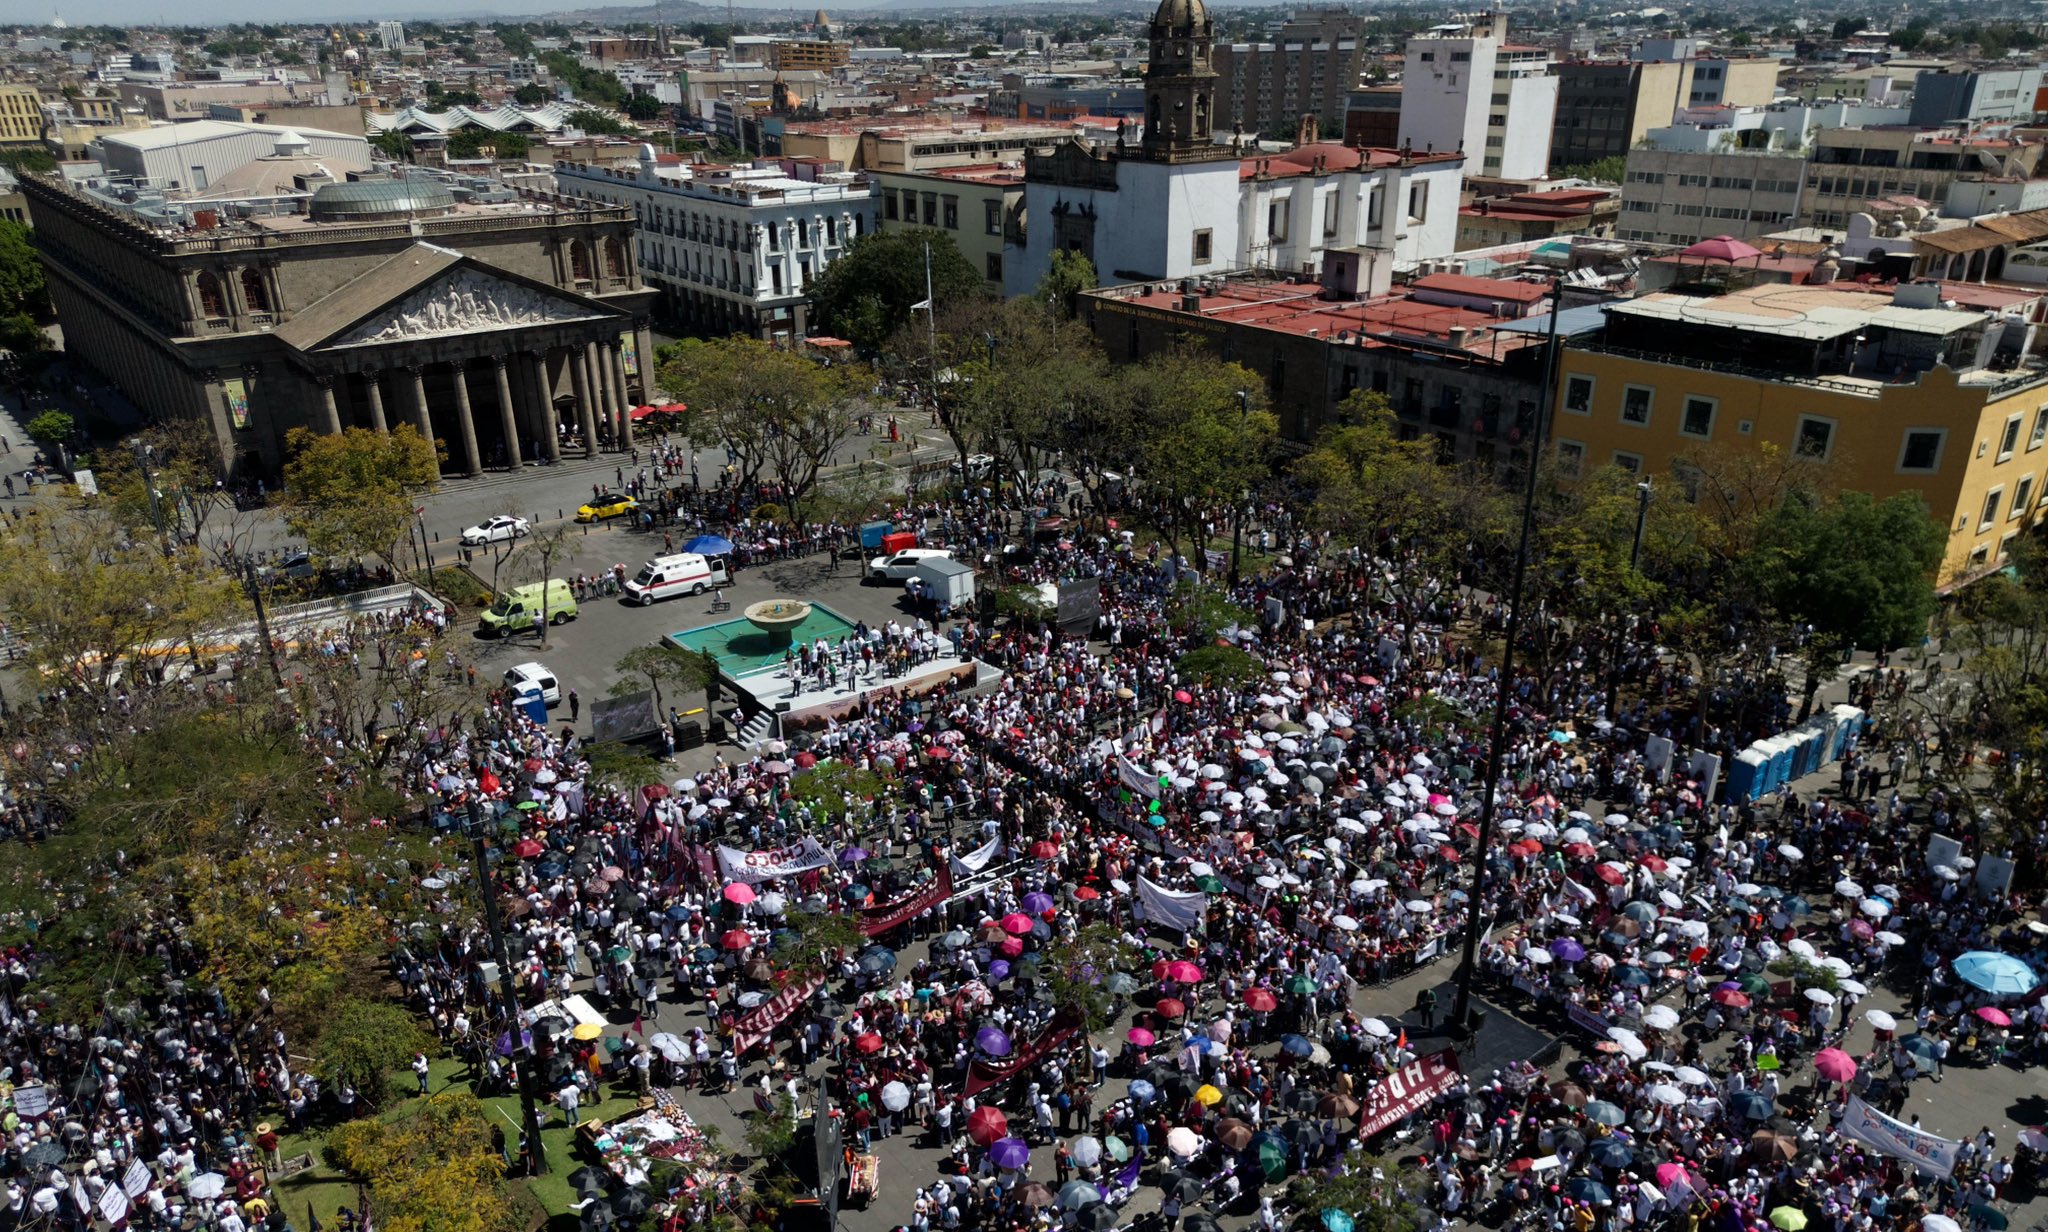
1723;704;1869;805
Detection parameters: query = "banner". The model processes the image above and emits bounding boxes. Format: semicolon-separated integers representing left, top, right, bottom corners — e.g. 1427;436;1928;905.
1838;1096;1962;1177
1117;755;1161;800
98;1186;129;1225
1358;1049;1462;1139
11;1084;48;1119
122;1159;150;1198
223;377;251;431
860;865;953;936
965;1008;1084;1096
619;331;641;378
1567;1002;1614;1038
950;837;1006;877
730;976;824;1055
1136;876;1208;933
718;838;833;884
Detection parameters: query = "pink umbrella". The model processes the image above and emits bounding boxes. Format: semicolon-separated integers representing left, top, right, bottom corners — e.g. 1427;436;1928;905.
1655;1163;1696;1189
1976;1006;2012;1027
1000;913;1035;935
1682;234;1764;263
1166;960;1204;983
723;882;757;905
1813;1048;1857;1083
1128;1027;1156;1046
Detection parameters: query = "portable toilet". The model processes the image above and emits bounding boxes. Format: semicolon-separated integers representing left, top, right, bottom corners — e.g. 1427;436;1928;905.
1830;704;1867;755
513;686;548;728
1808;712;1841;767
1727;747;1768;804
1757;736;1794;793
1793;724;1825;778
860;520;894;550
879;530;919;555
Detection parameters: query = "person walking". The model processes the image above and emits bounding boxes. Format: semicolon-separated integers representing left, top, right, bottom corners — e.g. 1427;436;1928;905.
411;1052;431;1095
568;689;580;721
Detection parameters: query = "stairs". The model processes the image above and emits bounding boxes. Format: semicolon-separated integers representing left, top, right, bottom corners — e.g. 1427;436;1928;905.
734;709;775;752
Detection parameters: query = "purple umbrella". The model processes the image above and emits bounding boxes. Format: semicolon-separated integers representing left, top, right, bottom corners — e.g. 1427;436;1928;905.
989;959;1012;981
977;1026;1015;1057
1022;892;1056;915
496;1029;533;1056
838;847;870;865
1716;980;1742;992
990;1137;1032;1170
1549;938;1587;963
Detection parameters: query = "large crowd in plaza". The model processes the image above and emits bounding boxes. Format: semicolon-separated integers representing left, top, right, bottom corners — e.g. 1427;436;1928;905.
0;469;2045;1232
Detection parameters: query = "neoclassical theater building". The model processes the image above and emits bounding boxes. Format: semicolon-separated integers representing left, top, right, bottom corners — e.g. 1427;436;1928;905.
23;130;659;478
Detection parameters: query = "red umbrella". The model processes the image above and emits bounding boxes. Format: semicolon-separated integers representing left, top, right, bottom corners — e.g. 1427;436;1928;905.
795;751;818;768
1074;887;1101;901
1592;864;1626;886
478;769;501;796
1639;855;1668;873
967;1106;1009;1146
641;783;669;801
721;929;753;950
1173;690;1193;703
928;746;953;761
998;936;1024;957
1000;913;1035;935
1151;958;1172;981
1563;842;1597;858
1244;988;1278;1012
1156;997;1187;1019
513;838;544;858
853;1032;884;1055
1030;841;1059;860
1813;1048;1857;1082
1166;960;1204;983
1710;988;1749;1008
522;758;543;773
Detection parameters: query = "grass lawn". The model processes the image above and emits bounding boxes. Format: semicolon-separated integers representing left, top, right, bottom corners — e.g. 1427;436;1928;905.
268;1056;645;1231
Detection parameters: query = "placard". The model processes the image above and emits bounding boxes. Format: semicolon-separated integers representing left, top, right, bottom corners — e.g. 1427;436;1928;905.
11;1084;49;1118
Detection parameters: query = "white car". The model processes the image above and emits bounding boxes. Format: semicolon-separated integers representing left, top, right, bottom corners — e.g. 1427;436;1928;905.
502;662;561;706
460;515;531;546
868;548;953;581
951;453;997;481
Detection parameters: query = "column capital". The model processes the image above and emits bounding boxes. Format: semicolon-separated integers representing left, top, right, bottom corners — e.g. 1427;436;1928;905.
491;355;510;370
314;373;337;389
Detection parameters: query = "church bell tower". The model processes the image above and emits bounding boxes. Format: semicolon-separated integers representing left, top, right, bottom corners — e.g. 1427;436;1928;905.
1139;0;1219;162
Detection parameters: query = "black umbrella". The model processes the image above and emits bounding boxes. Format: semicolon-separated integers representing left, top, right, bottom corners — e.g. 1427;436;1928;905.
21;1143;64;1169
568;1166;611;1197
1169;1176;1206;1204
1276;1119;1318;1147
1279;1086;1319;1114
1076;1204;1119;1232
611;1190;652;1218
1553;1127;1587;1155
1185;1214;1225;1232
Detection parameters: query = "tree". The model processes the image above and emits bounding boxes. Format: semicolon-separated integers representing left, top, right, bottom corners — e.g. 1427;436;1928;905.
371;130;415;162
612;642;719;714
1037;922;1126;1031
1831;15;1870;39
1284;1151;1429;1232
315;998;431;1108
327;1093;516;1232
1113;349;1277;567
1165;579;1252;644
0;220;48;318
1036;248;1095;319
657;337;863;521
508;524;574;647
0;314;49;366
785;760;889;828
279;425;441;568
1745;490;1945;717
1557;155;1627;183
810;228;980;353
622;92;665;122
567;107;629;135
512;82;546;106
24;409;72;451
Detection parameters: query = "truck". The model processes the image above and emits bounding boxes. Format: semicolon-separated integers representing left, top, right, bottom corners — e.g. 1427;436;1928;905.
622;553;731;605
913;556;976;616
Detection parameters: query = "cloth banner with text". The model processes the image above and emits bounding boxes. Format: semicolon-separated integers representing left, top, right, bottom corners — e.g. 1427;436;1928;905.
1358;1048;1464;1138
860;865;954;936
1136;876;1209;933
718;838;834;884
1839;1096;1962;1177
730;976;825;1055
950;837;1007;877
964;1008;1085;1096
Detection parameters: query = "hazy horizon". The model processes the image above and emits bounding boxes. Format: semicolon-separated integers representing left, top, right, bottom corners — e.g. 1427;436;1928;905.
26;0;1135;27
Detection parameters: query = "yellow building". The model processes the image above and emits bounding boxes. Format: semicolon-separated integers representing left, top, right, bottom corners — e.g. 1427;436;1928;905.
0;85;46;146
1554;280;2048;588
767;39;851;72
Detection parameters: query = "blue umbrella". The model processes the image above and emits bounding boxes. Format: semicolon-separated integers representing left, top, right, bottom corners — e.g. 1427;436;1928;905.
858;945;897;973
1583;1101;1626;1126
842;884;870;904
683;534;734;556
1954;951;2039;995
1322;1212;1355;1232
1128;1079;1157;1103
1280;1034;1315;1058
1566;1179;1613;1204
1615;965;1653;987
1898;1033;1941;1061
1588;1139;1634;1168
1728;1091;1774;1119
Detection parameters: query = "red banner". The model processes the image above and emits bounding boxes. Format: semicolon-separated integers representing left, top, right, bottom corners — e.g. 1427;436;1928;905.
730;976;824;1055
859;865;953;936
1357;1048;1462;1139
964;1008;1084;1096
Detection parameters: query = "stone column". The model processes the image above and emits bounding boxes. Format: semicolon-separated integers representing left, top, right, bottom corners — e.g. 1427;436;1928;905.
317;375;342;435
364;371;389;434
530;351;561;463
585;340;613;450
602;341;632;449
571;346;599;458
635;323;656;402
408;364;433;443
492;357;522;470
450;360;483;478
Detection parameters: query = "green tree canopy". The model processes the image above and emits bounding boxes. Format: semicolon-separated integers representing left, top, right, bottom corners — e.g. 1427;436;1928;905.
279;425;441;567
810;228;980;352
1035;248;1095;319
656;337;863;520
0;220;49;318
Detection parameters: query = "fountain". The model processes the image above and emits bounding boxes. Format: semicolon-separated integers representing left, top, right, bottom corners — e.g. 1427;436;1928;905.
742;598;813;647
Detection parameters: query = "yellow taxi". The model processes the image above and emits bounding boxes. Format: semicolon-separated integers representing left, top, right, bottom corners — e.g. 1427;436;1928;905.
575;492;639;523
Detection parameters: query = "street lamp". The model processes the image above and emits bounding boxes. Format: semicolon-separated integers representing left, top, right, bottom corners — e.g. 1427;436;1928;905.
463;794;550;1176
132;443;170;557
1604;479;1653;719
1230;390;1250;587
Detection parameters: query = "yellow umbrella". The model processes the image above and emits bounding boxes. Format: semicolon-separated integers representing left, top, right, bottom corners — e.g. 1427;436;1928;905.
1768;1209;1808;1231
571;1022;604;1042
1194;1084;1223;1107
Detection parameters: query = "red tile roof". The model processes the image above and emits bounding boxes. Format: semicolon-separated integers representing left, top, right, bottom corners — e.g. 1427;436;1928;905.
1411;273;1552;303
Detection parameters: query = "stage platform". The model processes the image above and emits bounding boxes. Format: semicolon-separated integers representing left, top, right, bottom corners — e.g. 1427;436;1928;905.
1410;985;1565;1076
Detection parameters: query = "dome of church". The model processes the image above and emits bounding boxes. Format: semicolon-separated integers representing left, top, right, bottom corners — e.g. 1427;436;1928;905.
309;179;458;223
1151;0;1208;31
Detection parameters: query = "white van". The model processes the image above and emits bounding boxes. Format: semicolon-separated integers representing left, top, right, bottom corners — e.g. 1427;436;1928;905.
623;553;732;605
868;547;953;581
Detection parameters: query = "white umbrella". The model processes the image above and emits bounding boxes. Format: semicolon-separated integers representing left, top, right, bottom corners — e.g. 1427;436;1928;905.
881;1081;911;1111
1675;920;1709;940
1875;931;1906;947
1555;913;1583;928
1642;1005;1681;1030
1333;915;1360;931
1526;948;1554;965
1820;956;1854;978
1859;898;1890;918
1922;1216;1962;1232
1777;844;1803;861
1658;890;1685;909
1645;951;1677;966
1834;879;1864;898
1649;1084;1686;1106
1674;1066;1711;1086
1838;978;1868;996
1563;826;1593;845
1804;988;1837;1006
1865;1010;1898;1031
1256;875;1283;890
1733;882;1763;897
1361;810;1385;823
648;1032;689;1061
1932;865;1960;881
1337;817;1368;834
1604;813;1631;826
1188;861;1215;877
1787;939;1817;958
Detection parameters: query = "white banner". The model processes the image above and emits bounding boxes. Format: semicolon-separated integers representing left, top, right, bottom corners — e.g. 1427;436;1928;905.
11;1084;48;1119
1839;1096;1962;1177
717;838;834;884
949;837;1006;877
1136;876;1208;933
1117;756;1160;800
122;1159;150;1198
98;1185;129;1225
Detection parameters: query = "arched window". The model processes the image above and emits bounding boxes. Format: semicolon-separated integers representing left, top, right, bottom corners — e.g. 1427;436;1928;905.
604;237;628;279
196;271;228;318
569;241;593;282
240;268;270;312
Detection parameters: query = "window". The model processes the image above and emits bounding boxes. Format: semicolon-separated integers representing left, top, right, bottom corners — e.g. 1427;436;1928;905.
2014;475;2035;518
1406;181;1429;222
1563;374;1593;414
1680;396;1714;438
195;271;227;318
1998;414;2024;461
605;238;628;278
239;268;269;313
2033;406;2048;451
1322;190;1338;238
2001;531;2020;561
1795;416;1834;459
1981;487;2003;530
1970;544;1990;568
985;199;1002;236
1898;429;1945;473
1268;200;1289;242
1555;440;1584;477
943;197;959;230
569;241;592;282
1193;229;1213;263
986;253;1003;282
1620;386;1652;426
1613;451;1643;473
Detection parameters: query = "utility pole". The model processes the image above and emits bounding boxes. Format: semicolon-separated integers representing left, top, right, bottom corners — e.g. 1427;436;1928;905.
242;560;284;689
1451;279;1565;1034
133;443;170;558
465;795;550;1176
1604;479;1653;719
1230;390;1249;587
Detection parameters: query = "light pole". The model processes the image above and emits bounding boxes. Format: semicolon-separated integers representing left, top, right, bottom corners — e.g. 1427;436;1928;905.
464;795;550;1176
1230;390;1249;587
1605;479;1653;719
1451;279;1565;1034
133;443;170;557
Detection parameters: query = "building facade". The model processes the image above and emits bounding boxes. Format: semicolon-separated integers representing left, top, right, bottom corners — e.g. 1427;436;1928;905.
872;165;1023;291
1618;148;1807;245
23;170;655;480
1396;13;1557;179
1213;9;1369;139
1553;280;2048;587
1910;68;2046;126
1550;60;1690;172
0;85;45;146
1799;128;2046;231
556;149;878;340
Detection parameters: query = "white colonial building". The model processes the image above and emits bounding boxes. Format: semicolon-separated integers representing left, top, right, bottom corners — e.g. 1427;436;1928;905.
1006;0;1466;295
555;149;879;340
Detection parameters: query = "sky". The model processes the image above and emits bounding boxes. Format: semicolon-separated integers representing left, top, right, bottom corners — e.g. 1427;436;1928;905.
38;0;1086;26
